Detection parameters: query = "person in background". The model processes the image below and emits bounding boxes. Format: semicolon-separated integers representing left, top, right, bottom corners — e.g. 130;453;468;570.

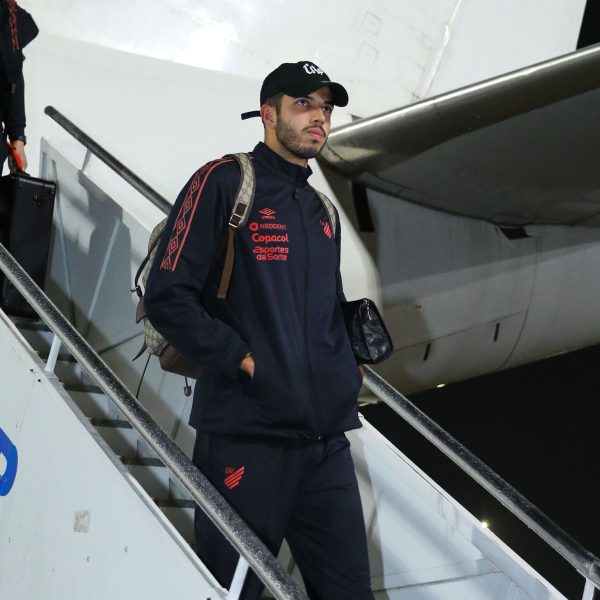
0;0;37;174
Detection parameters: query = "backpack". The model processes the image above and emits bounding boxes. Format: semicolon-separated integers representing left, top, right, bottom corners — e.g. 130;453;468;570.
132;152;338;388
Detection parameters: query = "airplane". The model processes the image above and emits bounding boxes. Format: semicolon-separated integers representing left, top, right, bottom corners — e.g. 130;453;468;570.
20;0;600;396
0;1;598;598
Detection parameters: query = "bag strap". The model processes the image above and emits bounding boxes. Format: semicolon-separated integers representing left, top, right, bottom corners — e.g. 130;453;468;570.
217;152;256;299
132;154;255;304
216;165;336;299
315;190;337;238
133;219;166;294
133;234;160;292
228;153;256;229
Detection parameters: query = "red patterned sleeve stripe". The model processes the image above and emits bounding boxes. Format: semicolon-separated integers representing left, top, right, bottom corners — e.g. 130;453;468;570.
7;0;20;51
160;158;234;272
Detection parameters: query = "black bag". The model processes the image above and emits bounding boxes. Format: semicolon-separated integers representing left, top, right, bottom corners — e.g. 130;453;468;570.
0;171;56;318
341;298;393;364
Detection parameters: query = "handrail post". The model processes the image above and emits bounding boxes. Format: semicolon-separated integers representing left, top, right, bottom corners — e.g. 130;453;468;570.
583;579;599;600
228;556;250;599
44;334;62;374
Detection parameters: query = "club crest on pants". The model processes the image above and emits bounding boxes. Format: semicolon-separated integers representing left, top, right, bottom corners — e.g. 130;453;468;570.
224;466;245;489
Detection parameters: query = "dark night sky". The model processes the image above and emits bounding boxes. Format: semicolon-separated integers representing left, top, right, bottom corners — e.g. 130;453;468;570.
361;344;600;599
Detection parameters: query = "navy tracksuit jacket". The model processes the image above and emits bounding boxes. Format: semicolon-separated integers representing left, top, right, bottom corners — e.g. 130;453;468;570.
144;141;363;438
144;142;372;599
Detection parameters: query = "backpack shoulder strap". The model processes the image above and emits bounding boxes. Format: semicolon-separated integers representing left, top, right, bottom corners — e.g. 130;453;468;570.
217;152;256;299
315;189;338;238
134;218;167;289
228;152;256;228
132;218;168;323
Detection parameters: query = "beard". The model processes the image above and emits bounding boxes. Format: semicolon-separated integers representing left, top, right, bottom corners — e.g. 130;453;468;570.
275;118;326;159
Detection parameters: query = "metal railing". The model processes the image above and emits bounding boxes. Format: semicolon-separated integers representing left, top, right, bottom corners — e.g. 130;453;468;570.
44;106;171;215
42;106;600;598
364;368;600;596
0;242;306;599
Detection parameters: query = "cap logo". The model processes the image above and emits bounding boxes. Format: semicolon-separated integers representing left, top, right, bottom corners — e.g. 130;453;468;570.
303;63;324;76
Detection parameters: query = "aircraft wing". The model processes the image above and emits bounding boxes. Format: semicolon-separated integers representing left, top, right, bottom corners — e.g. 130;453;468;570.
320;44;600;227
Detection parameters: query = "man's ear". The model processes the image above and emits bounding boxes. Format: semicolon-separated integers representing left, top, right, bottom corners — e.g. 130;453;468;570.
260;104;277;130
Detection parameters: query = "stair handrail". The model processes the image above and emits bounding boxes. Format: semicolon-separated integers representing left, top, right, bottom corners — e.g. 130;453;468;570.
363;367;600;591
0;242;307;600
44;106;171;215
43;105;600;594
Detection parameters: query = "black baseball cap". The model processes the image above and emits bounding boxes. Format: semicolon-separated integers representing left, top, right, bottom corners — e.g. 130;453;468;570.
241;61;349;120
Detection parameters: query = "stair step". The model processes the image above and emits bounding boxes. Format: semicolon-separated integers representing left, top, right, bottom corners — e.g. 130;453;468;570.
126;462;169;498
51;359;86;386
159;505;195;545
121;456;163;467
93;419;137;456
14;320;54;353
169;472;194;503
358;394;381;407
39;351;75;363
91;418;132;429
64;383;104;394
70;390;110;419
136;436;159;459
152;497;196;509
12;318;49;330
71;390;123;420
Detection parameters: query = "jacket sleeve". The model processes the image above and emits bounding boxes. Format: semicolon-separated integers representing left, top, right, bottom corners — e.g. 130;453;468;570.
1;3;37;140
4;63;25;140
144;163;250;379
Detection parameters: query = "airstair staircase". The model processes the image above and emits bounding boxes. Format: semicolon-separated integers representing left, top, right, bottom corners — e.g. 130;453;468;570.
0;309;574;600
1;110;599;600
16;319;197;546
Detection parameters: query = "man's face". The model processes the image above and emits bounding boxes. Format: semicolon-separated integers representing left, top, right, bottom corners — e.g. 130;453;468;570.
274;86;334;160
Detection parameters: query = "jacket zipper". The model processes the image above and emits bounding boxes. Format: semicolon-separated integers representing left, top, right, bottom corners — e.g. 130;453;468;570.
294;186;323;438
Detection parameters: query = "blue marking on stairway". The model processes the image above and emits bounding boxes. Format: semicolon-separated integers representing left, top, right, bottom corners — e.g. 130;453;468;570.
0;427;18;496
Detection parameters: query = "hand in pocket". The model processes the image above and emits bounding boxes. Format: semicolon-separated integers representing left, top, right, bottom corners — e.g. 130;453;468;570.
240;352;255;379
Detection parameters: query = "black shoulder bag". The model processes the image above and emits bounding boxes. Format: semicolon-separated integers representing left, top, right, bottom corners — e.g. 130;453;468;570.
341;298;393;364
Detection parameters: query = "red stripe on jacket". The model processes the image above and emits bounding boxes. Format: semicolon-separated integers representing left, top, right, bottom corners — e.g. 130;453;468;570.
160;158;234;271
7;0;20;51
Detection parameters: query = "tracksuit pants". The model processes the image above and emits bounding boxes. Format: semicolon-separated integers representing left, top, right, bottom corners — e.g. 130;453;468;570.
192;432;374;600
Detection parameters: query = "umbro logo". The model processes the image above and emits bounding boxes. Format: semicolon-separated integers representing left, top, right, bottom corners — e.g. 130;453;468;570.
259;208;276;220
224;466;245;490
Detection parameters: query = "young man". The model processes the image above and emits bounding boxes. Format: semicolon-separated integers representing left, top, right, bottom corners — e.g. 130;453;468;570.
144;61;374;600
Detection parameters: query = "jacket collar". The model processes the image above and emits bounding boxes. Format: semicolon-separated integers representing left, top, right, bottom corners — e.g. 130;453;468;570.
252;142;313;184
